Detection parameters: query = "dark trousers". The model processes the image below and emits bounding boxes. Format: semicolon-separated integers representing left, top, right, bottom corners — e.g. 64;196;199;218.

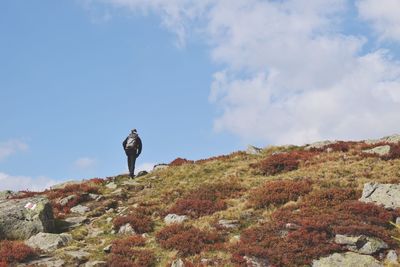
127;154;137;178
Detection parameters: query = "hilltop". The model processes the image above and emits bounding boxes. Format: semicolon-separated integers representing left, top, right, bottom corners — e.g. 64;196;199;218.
1;135;400;267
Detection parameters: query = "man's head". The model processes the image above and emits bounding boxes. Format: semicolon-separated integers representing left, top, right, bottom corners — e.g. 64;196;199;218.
131;129;137;134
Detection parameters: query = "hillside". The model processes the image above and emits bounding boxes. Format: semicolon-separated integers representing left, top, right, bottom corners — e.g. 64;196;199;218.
1;135;400;267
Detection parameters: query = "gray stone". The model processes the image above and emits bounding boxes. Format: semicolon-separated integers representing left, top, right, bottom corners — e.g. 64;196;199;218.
312;252;383;267
136;170;148;177
64;250;90;262
118;223;135;235
106;217;113;223
334;235;388;255
385;250;398;264
153;163;169;171
396;217;400;224
83;261;107;267
89;193;104;201
218;219;240;229
365;134;400;145
243;256;269;267
25;232;72;252
105;182;117;189
50;180;82;190
70;204;90;214
58;195;76;207
305;140;337;150
246;145;263;155
362;145;391;156
18;257;65;267
64;216;88;228
359;182;400;209
164;214;188;225
103;244;112;253
171;259;184;267
0;196;55;239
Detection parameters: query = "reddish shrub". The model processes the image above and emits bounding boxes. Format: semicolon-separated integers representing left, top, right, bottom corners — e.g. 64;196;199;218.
248;179;312;208
382;143;400;160
111;236;146;255
0;240;37;264
252;151;317;176
233;187;399;266
156;224;225;256
113;214;153;234
167;182;243;218
169;158;194;166
107;249;155;267
87;177;106;185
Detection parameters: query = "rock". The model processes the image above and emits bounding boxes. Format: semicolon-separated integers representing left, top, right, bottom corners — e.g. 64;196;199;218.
362;145;391;156
118;223;135;235
153;163;169;171
218;219;240;229
243;256;269;267
312;252;383;267
50;180;82;190
0;196;55;239
246;145;263;155
89;193;104;201
365;134;400;145
103;244;112;253
164;214;188;225
64;250;90;262
58;195;76;207
70;205;90;214
171;259;184;267
105;182;118;189
64;216;89;228
18;257;65;267
83;261;107;267
334;235;388;255
396;217;400;224
136;170;148;177
25;232;72;252
359;182;400;209
285;223;300;230
106;217;113;223
305;140;337;150
385;250;398;264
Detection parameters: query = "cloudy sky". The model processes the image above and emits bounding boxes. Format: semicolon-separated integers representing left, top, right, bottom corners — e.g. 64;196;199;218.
1;0;400;191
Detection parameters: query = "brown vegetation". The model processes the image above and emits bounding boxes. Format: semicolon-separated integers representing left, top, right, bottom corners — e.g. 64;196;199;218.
0;240;37;265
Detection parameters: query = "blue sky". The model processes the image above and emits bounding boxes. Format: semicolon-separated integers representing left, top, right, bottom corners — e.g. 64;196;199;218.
1;0;400;190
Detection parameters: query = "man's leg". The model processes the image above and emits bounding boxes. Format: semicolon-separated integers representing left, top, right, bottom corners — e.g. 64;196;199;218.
127;154;136;178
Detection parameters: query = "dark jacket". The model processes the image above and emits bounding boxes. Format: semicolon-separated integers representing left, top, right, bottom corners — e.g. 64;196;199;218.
123;135;142;156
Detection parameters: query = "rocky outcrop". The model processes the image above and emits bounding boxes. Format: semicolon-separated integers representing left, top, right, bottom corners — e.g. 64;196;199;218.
362;145;391;156
153;163;169;171
359;183;400;209
312;252;383;267
171;259;185;267
218;219;240;229
0;196;55;239
334;234;388;255
365;134;400;145
246;145;263;155
164;214;188;225
70;204;90;214
25;232;72;252
305;140;337;150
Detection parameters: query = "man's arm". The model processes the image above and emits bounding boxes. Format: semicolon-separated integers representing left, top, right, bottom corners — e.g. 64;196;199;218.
136;137;142;156
122;137;127;149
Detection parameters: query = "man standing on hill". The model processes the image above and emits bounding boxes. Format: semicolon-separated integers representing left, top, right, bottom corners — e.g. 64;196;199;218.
123;129;142;178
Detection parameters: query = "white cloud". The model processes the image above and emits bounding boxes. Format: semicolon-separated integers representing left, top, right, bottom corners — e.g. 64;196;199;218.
86;0;400;145
0;139;28;161
0;172;58;192
74;157;97;170
357;0;400;42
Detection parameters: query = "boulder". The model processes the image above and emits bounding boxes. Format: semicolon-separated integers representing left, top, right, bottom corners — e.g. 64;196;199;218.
171;259;185;267
64;216;89;228
64;250;90;262
365;134;400;145
385;250;398;265
359;183;400;209
18;257;65;267
84;261;107;267
118;223;135;235
25;232;72;252
70;205;90;214
362;145;391;156
334;234;388;255
58;195;75;207
153;164;169;171
164;214;188;225
0;196;55;239
312;252;383;267
243;256;270;267
136;170;148;177
50;180;82;190
218;219;240;229
305;140;337;150
246;145;263;155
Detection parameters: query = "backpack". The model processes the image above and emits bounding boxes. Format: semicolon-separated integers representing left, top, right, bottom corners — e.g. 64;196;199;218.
125;135;138;150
